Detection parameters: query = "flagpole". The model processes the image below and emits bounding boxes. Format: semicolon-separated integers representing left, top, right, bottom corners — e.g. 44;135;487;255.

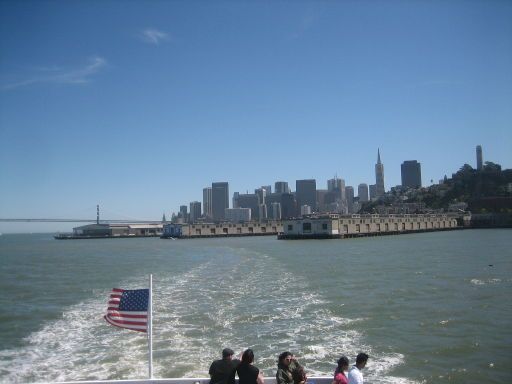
148;273;153;379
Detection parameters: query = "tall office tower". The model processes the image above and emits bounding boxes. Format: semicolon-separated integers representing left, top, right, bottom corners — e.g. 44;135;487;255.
234;192;260;220
203;187;212;218
232;192;240;208
280;193;297;219
316;189;328;212
345;186;354;213
275;181;290;194
296;179;317;211
476;145;483;170
327;177;346;200
369;184;377;200
259;204;268;221
212;182;229;222
254;188;267;205
189;201;202;223
401;160;422;188
375;149;385;197
358;183;369;202
261;185;272;194
179;205;188;223
270;202;282;220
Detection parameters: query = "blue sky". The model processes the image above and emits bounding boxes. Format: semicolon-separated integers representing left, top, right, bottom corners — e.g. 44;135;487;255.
1;0;511;233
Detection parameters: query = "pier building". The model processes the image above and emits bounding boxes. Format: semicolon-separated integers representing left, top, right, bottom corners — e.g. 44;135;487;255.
279;214;459;239
162;220;282;238
56;223;164;239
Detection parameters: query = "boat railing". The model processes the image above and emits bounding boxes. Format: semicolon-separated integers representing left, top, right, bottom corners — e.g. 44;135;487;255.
52;376;334;384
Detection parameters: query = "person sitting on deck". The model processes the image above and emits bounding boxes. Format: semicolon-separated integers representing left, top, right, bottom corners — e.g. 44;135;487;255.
209;348;241;384
348;353;368;384
236;348;265;384
276;351;302;384
332;356;349;384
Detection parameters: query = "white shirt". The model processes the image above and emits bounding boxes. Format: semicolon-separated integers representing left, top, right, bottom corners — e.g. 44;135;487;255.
347;366;363;384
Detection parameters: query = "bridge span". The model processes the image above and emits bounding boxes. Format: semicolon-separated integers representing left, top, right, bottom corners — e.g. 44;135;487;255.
0;218;164;224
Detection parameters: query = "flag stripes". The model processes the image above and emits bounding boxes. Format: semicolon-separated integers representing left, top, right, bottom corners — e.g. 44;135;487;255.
104;288;149;332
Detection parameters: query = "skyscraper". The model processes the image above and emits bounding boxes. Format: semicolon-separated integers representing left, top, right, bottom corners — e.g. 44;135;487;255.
261;185;272;194
327;177;346;200
271;202;281;220
476;145;483;170
280;193;297;219
316;189;328;211
375;149;385;197
233;192;260;220
275;181;290;194
345;186;354;213
369;184;377;200
358;183;369;202
189;201;202;223
259;204;268;221
179;205;188;223
296;179;317;211
203;187;212;219
401;160;422;188
255;187;267;205
212;182;229;222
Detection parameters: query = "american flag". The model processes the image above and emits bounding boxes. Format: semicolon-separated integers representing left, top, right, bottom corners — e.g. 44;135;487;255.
104;288;149;332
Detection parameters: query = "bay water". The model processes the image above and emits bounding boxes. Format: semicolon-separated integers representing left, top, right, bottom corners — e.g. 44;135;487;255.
0;230;511;383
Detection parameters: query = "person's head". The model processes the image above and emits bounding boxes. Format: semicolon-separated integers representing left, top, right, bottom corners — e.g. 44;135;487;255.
278;351;293;366
355;353;369;369
336;356;349;372
222;348;235;360
241;349;255;365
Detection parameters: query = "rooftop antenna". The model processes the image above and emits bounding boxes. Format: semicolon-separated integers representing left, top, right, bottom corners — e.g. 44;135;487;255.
97;204;100;224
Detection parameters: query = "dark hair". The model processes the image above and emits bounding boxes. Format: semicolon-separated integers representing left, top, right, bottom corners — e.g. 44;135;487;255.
222;348;234;359
278;351;293;364
336;356;349;373
241;349;254;364
292;367;306;384
356;353;369;365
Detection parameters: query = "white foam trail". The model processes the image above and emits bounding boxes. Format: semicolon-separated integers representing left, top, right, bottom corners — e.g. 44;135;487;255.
0;291;149;382
0;248;418;383
470;278;502;285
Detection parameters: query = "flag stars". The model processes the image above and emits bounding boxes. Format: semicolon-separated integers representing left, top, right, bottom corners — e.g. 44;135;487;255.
119;289;149;311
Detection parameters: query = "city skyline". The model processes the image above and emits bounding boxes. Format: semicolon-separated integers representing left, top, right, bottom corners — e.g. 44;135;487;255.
1;1;511;232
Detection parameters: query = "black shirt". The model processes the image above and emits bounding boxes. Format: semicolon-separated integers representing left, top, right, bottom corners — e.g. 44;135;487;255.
237;363;260;384
209;358;241;384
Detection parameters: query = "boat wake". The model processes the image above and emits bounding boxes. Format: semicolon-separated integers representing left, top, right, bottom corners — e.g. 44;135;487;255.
0;245;417;383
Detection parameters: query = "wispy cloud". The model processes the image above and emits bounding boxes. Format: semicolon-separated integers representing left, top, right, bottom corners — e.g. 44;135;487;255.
141;28;169;45
289;9;323;40
2;56;107;91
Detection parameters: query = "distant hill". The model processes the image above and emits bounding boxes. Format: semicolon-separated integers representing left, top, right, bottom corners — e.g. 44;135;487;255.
361;162;512;214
